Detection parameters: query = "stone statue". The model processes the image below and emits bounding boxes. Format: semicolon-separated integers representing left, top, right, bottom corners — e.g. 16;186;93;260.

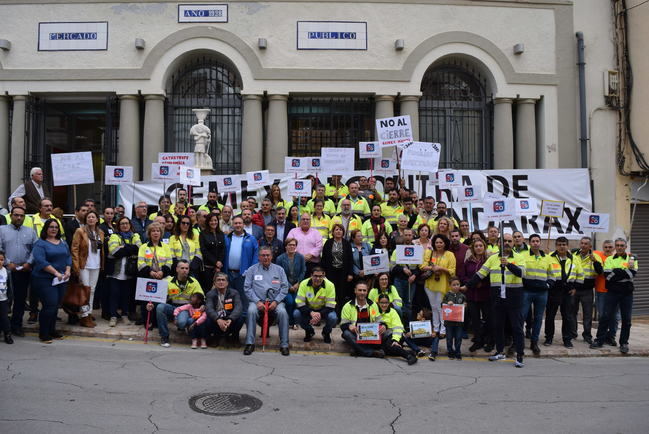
190;108;214;170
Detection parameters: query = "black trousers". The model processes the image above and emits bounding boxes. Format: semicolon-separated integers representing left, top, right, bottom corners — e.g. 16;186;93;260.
0;300;10;334
491;289;524;356
573;288;594;339
545;290;576;342
468;299;492;345
10;270;31;329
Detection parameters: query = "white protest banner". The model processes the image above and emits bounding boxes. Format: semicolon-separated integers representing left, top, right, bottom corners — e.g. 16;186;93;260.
456;185;482;203
540;200;565;218
578;212;610;232
439;170;462;189
246;170;271;188
180;167;201;186
362;253;390;275
356;323;381;344
287;179;312;197
401;142;441;173
483;196;517;221
158;152;195;167
151;163;180;182
359;141;381;159
51;152;95;186
376;115;413;149
516;198;539;216
105;166;133;185
321;147;356;174
215;174;241;193
395;245;424;265
135;278;168;304
409;321;432;338
284;157;307;174
373;158;398;176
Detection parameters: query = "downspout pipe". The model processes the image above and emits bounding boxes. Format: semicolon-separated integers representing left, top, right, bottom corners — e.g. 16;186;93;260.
576;31;588;168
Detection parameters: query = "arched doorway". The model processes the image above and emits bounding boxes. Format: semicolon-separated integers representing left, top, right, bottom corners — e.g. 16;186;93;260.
165;54;243;174
419;60;492;169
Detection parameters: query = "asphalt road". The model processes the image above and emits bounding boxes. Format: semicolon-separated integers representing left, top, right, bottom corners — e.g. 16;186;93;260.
1;336;648;434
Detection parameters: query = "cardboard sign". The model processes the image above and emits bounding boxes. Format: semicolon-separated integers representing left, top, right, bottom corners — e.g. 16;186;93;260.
51;152;95;186
442;304;465;322
287;179;312;197
135;278;168;304
151;163;181;182
400;142;441;173
373;158;398;176
579;212;610;232
359;141;381;159
321;147;356;174
483;196;517;221
158;152;195;167
394;245;424;265
409;320;432;338
456;185;482;203
246;170;271;188
362;253;390;275
180;167;201;186
284;157;307;174
376;115;413;149
105;165;133;185
215;174;240;193
540;200;565;218
439;170;462;189
516;198;539;216
356;322;381;344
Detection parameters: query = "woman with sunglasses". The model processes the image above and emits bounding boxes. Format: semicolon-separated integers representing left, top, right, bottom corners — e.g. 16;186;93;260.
169;215;202;277
31;218;71;343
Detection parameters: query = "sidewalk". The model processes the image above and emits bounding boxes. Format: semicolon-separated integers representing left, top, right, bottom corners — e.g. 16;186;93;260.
18;310;649;358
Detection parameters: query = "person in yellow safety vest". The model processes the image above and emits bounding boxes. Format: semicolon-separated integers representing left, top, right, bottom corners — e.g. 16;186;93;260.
307;184;337;216
571;236;603;345
376;294;418;364
197;191;224;214
149;194;174;221
32;198;65;239
285;197;312;217
294;267;337;343
137;222;174;280
461;233;527;367
168;215;203;275
310;199;331;239
361;205;393;245
430;201;458;230
329;199;363;240
380;189;404;226
169;188;193;215
520;233;554;356
324;175;349;202
413;196;437;232
5;197;34;228
337;182;370;219
544;236;583;349
485;225;501;255
368;272;403;318
340;281;384;358
358;176;382;208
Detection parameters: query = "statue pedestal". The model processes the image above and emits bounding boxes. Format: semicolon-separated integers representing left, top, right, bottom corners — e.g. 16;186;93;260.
200;168;214;177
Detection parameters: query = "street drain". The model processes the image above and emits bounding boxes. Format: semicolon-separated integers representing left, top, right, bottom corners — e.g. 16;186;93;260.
189;393;262;416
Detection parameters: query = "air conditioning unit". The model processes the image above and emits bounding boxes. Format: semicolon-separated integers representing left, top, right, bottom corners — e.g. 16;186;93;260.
604;70;619;97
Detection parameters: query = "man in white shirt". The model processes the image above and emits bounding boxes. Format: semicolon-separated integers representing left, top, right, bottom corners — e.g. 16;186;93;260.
8;168;51;214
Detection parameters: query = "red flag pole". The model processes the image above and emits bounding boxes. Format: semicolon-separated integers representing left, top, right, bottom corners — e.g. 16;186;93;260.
144;310;151;344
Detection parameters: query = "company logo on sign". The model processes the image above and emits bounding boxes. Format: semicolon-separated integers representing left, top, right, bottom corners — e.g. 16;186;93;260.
464;187;474;197
145;282;158;293
404;247;415;257
520;200;529;209
223;177;232;186
159;166;169;176
381;160;389;169
253;172;262;181
493;201;505;213
445;173;455;183
371;257;381;266
295;181;304;191
291;159;301;167
311;159;320;168
366;143;375;152
589;215;600;225
113;168;124;178
186;169;195;179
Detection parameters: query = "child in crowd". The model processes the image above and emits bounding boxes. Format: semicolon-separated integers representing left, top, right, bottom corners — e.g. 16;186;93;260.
174;293;207;349
376;294;417;365
0;251;14;344
442;277;467;360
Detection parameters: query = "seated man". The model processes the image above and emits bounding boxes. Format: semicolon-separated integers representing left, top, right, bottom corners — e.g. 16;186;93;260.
340;281;385;358
148;260;204;348
294;267;337;344
205;272;244;345
243;246;290;356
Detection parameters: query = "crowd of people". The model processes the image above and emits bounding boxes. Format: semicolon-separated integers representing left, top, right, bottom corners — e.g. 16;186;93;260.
0;168;639;368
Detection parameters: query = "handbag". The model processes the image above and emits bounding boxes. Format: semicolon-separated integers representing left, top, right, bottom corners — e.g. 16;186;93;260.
62;276;90;307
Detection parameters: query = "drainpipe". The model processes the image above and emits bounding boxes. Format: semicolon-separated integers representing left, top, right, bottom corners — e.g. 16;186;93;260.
576;32;588;168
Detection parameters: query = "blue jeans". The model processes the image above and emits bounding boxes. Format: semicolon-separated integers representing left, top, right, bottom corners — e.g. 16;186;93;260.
245;302;289;348
108;278;135;318
284;292;297;325
521;290;548;342
429;336;440;355
156;303;188;339
445;324;463;356
184;317;206;339
293;309;338;335
596;292;619;338
393;278;412;322
32;276;67;338
596;292;633;345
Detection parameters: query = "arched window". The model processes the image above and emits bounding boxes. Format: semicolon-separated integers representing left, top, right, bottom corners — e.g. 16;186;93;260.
419;61;492;169
165;55;243;174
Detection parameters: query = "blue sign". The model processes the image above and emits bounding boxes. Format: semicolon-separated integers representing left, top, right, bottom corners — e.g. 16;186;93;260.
178;4;228;23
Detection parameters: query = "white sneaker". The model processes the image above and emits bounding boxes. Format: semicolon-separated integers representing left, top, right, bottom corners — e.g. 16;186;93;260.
515;355;525;368
488;353;506;362
160;337;170;348
109;317;117;327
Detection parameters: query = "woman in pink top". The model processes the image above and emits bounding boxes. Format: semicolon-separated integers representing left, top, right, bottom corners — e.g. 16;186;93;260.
174;293;207;349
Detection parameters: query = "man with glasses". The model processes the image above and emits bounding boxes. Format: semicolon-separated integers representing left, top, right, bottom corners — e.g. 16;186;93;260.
206;272;244;346
32;198;65;241
287;213;323;275
132;201;151;242
294;267;337;344
593;240;619;345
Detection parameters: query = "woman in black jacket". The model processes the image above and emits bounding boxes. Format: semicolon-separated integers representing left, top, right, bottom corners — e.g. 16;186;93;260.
321;223;354;313
199;213;225;291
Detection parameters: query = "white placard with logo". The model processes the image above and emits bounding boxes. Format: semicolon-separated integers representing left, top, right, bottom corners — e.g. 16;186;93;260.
178;4;228;23
297;21;367;50
456;185;482;203
359;141;381;159
409;320;433;338
158;152;195;167
151;163;181;182
439;170;462;189
215;174;240;193
394;245;424;265
516;198;539;216
376;115;413;149
180;167;201;186
540;200;565;218
246;170;271;188
321;147;356;174
105;166;133;185
400;141;441;173
135;278;168;304
483;197;517;221
284;157;307;174
362;253;390;275
305;157;322;173
51;152;95;186
373;158;398;176
287;179;312;197
578;212;610;232
38;22;108;51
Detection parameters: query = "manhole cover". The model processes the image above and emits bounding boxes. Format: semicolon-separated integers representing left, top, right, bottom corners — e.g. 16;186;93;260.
189;393;262;416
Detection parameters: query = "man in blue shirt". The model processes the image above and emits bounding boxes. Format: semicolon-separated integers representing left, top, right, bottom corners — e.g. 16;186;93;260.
224;216;259;312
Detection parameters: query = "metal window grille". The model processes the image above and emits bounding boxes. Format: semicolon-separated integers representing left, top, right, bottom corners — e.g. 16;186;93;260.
419;62;493;170
288;96;375;168
165;56;243;174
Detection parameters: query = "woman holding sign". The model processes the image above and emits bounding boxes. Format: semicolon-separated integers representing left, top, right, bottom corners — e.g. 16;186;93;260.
420;234;456;338
137;223;173;327
376;294;417;365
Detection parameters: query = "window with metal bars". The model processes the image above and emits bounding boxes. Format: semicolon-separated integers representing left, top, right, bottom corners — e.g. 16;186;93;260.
419;62;493;170
165;55;243;174
288;96;375;168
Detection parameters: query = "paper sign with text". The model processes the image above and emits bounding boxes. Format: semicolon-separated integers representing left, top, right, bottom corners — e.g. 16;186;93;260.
400;142;441;173
321;147;356;174
540;200;565;218
395;245;424;265
376;115;413;149
180;167;201;186
516;198;539;216
442;304;465;322
372;158;398;176
246;170;271;188
359;141;381;159
456;185;483;203
409;320;433;338
356;322;381;344
287;179;312;197
215;175;240;193
135;278;168;304
578;212;610;232
105;166;133;185
51;152;95;186
305;157;322;173
284;157;307;174
151;163;181;182
158;152;195;167
483;196;517;221
362;253;390;275
439;170;462;189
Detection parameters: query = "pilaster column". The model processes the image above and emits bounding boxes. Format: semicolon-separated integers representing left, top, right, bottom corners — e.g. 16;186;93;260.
266;94;288;173
493;97;514;169
375;95;395;157
0;96;10;199
142;95;165;181
399;95;420;141
515;98;537;169
118;95;141;180
241;95;263;173
10;96;27;191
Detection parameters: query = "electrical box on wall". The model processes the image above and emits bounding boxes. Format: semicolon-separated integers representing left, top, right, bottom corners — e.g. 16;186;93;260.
604;70;619;97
